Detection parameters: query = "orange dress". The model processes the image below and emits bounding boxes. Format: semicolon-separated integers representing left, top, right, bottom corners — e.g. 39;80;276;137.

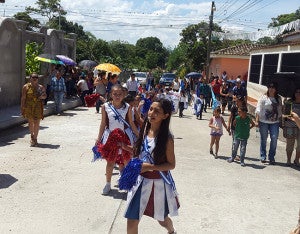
23;83;44;120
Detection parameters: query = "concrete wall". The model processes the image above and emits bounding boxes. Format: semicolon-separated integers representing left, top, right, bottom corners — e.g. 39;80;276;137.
0;17;76;109
210;56;249;81
0;18;25;109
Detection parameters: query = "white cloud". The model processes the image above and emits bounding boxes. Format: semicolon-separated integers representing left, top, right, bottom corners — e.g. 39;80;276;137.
3;0;300;48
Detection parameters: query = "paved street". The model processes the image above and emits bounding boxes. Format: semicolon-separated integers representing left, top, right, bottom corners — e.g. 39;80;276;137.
0;106;299;234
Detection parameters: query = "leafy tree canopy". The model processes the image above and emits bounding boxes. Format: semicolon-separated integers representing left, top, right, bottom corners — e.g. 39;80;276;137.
14;12;40;31
269;7;300;27
26;0;67;22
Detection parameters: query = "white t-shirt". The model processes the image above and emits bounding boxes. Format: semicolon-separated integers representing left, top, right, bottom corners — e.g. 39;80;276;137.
173;80;180;90
77;79;89;91
93;69;98;78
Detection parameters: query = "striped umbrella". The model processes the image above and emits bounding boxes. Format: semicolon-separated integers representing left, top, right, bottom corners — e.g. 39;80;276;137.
35;54;64;65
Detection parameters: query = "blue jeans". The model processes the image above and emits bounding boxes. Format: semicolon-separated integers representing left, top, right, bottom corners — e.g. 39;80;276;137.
231;138;247;163
259;121;279;162
53;91;64;114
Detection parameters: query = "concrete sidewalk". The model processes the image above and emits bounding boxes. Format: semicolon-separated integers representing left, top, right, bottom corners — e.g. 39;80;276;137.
0;97;82;131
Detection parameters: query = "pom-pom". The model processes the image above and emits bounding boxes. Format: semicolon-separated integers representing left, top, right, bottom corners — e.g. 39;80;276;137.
85;93;100;107
119;158;143;190
98;128;131;164
92;145;102;162
141;98;152;115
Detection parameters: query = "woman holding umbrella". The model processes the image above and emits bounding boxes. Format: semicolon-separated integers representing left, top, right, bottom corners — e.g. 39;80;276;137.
21;72;47;147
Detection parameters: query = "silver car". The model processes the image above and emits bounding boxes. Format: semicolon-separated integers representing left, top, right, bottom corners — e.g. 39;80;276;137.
134;72;148;85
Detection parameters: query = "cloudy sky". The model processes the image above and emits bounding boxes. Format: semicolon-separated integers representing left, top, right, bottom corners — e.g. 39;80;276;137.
1;0;300;47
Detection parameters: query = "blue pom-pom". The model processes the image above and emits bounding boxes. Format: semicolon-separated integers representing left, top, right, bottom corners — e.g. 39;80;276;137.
119;158;143;190
142;98;152;115
92;145;102;162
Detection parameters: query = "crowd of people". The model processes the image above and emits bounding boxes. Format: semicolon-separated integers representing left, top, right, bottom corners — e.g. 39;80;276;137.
20;67;300;233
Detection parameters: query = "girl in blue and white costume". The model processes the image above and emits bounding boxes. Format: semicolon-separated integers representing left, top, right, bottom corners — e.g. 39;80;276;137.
125;98;179;234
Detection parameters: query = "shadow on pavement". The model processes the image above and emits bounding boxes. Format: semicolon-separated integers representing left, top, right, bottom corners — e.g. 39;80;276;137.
217;155;266;169
71;107;89;112
60;112;77;117
36;143;60;149
109;189;127;200
0;125;27;146
0;174;18;189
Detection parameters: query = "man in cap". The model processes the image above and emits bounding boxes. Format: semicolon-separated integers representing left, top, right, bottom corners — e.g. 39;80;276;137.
232;77;247;102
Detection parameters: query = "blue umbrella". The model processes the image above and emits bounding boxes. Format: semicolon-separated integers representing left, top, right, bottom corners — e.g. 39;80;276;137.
186;72;202;79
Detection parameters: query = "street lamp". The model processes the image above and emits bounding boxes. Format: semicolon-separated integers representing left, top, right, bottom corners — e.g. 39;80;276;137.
206;1;216;81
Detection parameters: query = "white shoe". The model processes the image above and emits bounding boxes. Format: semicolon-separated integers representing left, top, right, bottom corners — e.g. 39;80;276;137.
102;183;111;195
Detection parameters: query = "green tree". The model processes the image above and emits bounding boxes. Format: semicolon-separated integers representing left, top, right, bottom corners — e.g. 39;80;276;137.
269;8;300;27
136;37;169;69
109;40;137;69
179;21;223;71
13;12;40;31
256;37;276;45
25;0;67;25
166;44;188;72
25;42;43;76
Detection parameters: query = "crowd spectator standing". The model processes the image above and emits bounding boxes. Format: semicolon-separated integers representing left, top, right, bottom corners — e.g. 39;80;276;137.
21;72;47;146
87;72;94;94
208;107;229;158
50;70;66;115
232;78;247;101
255;82;282;165
172;77;180;92
221;71;228;81
126;73;139;97
227;81;235;111
282;87;300;167
178;90;187;118
227;105;255;166
94;71;108;113
107;74;119;95
220;81;229;114
227;96;246;143
211;76;221;101
197;78;210;112
77;72;89;107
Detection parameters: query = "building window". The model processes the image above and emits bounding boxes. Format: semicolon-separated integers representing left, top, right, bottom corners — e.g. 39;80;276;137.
249;55;262;84
261;54;279;86
281;53;300;74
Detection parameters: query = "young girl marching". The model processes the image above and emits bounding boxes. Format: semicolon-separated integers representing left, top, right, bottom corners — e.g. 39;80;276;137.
125;98;179;234
208;107;229;158
96;84;139;195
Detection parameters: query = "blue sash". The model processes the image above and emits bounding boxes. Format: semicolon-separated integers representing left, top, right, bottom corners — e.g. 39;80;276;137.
108;103;135;145
142;137;177;191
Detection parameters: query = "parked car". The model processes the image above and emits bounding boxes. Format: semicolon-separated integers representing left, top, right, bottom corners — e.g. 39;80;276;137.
159;73;176;87
134;72;148;85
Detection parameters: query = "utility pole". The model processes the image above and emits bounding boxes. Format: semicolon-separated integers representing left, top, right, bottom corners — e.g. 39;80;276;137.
206;1;216;81
0;0;5;17
58;4;61;30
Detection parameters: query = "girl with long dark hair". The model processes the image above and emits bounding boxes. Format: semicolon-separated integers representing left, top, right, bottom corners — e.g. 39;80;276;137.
125;98;179;234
